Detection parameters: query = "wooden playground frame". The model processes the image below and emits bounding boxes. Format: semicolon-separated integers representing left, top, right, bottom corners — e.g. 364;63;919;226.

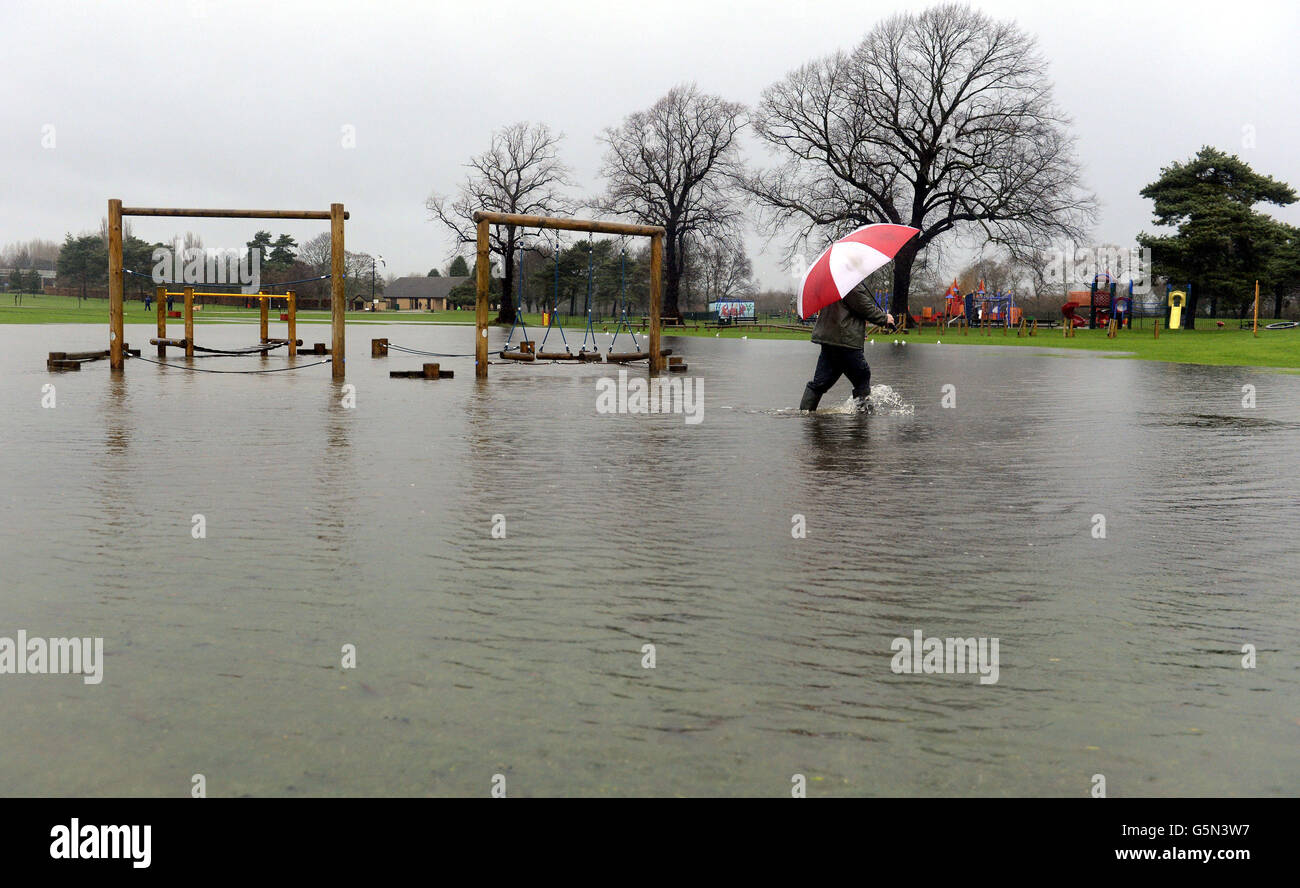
471;211;666;377
107;199;349;377
151;287;300;358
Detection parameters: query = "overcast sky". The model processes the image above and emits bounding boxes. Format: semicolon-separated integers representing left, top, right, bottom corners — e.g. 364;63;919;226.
5;0;1298;291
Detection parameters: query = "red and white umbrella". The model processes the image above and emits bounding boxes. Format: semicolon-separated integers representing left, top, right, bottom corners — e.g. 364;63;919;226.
796;224;920;319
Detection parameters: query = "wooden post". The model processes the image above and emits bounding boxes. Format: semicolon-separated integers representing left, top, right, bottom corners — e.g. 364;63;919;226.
1253;280;1259;337
184;287;195;357
649;232;663;373
1154;318;1160;340
108;199;124;369
156;286;167;356
286;291;296;355
259;297;269;342
330;203;346;378
475;217;490;379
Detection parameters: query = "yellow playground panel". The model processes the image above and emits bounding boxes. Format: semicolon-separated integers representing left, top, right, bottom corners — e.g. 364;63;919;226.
1168;290;1186;330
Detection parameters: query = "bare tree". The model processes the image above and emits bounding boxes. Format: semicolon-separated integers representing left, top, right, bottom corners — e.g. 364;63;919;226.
1;238;62;269
299;232;332;273
688;237;757;307
744;3;1095;322
592;83;746;319
427;121;575;323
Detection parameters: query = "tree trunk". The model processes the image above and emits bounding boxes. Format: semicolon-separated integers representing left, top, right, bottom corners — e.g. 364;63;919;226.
1184;281;1197;329
889;240;918;326
662;231;683;320
1275;288;1284;319
496;227;517;324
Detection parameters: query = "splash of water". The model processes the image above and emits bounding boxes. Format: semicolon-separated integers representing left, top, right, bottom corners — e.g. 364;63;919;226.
817;384;914;416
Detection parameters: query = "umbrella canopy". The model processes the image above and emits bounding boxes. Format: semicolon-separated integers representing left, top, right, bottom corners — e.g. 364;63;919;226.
797;224;919;320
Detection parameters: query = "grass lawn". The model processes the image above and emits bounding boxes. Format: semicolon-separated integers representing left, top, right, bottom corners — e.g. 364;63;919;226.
6;294;1297;370
0;293;457;325
814;321;1300;370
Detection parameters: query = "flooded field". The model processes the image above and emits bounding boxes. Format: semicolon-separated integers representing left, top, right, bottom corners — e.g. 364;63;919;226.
1;322;1296;796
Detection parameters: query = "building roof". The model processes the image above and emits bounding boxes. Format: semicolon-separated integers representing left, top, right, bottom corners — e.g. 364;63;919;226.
385;276;469;301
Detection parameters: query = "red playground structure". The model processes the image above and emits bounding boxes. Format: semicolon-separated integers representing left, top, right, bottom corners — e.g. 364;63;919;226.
1062;273;1129;329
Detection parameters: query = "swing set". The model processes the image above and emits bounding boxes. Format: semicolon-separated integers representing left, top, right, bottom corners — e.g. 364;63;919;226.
500;232;648;364
472;211;665;378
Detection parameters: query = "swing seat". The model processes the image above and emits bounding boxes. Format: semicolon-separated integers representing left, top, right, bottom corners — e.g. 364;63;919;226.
606;351;649;362
537;350;583;360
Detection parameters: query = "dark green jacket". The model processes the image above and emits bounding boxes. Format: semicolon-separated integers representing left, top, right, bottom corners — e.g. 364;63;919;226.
811;284;891;349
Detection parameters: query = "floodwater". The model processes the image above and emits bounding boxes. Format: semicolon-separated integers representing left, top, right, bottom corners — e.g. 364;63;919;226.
2;321;1297;797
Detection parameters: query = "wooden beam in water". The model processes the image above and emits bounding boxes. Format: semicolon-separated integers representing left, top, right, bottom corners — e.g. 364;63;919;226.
108;199;124;369
390;365;454;379
475;218;490;379
156;286;166;356
649;233;663;373
184;287;195;357
330;203;346;378
286;291;296;358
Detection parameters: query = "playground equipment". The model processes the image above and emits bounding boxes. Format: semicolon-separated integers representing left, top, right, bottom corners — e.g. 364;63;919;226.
967;291;1019;329
501;238;541;362
502;234;604;363
472;211;665;378
606;240;646;363
389;362;454;380
535;237;598;362
370;225;671;373
1061;274;1121;330
1061;300;1089;328
100;200;348;377
1167;290;1186;330
944;283;965;327
148;286;303;358
47;346;141;371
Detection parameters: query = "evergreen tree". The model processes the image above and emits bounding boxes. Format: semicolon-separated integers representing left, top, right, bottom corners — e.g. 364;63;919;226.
1138;147;1296;327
